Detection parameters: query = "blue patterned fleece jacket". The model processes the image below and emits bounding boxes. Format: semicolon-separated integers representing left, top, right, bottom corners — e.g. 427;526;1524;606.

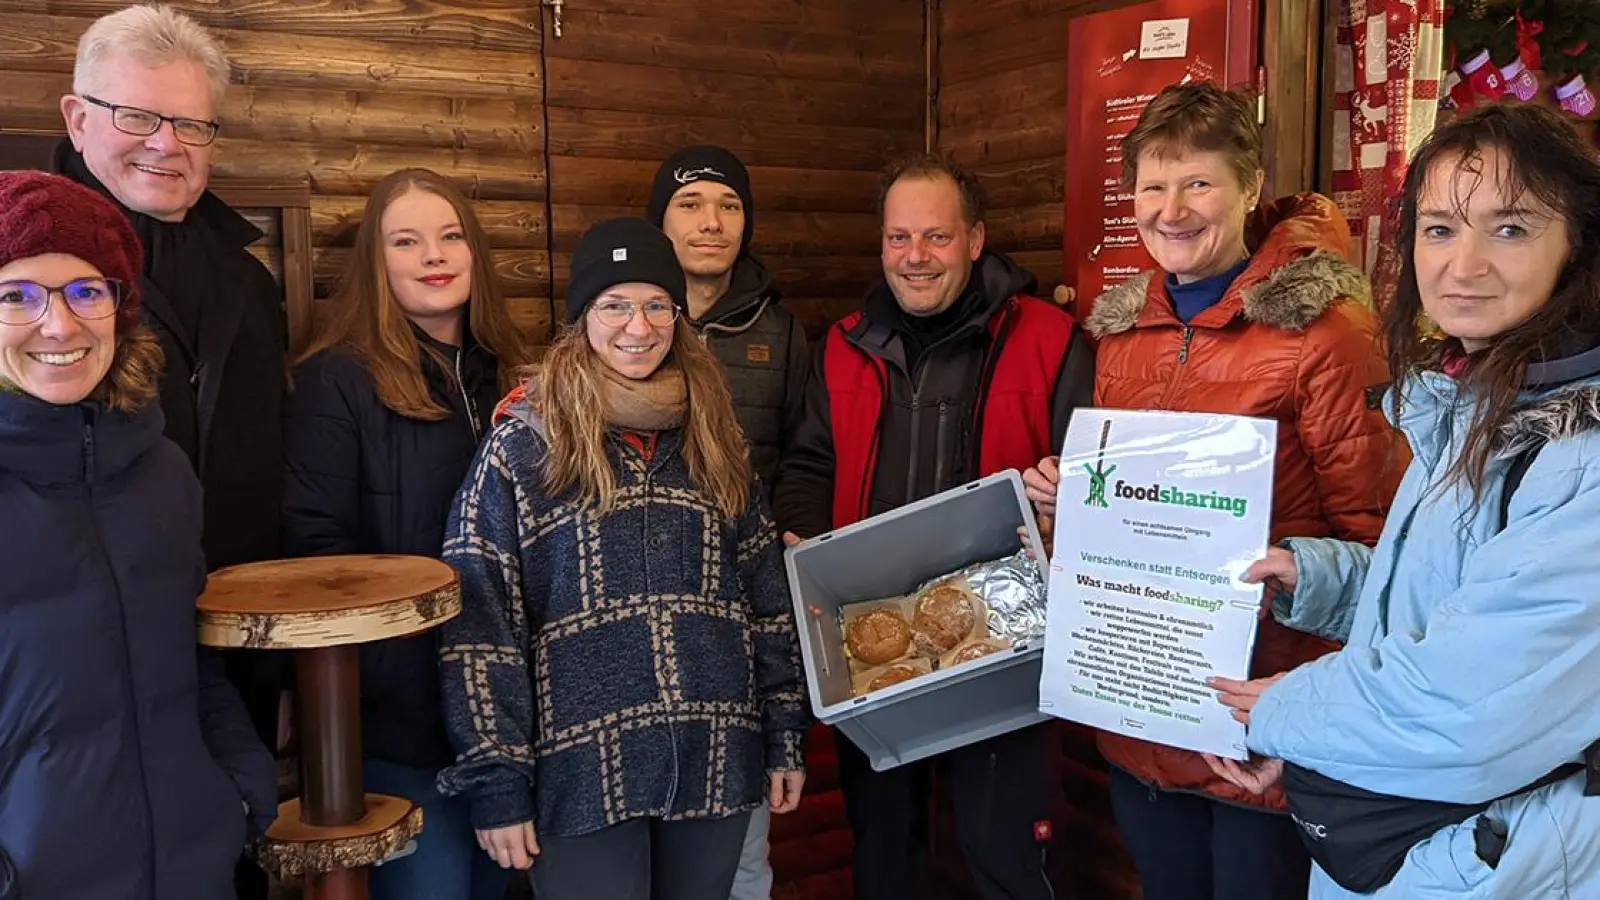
436;395;809;837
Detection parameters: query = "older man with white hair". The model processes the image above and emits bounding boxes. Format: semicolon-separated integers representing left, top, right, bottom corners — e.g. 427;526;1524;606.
53;6;287;899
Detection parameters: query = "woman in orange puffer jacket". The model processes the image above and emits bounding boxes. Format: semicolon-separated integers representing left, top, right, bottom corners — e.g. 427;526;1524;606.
1025;83;1406;900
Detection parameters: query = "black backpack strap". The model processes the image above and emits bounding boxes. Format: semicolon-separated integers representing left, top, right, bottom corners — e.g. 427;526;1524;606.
1496;440;1544;533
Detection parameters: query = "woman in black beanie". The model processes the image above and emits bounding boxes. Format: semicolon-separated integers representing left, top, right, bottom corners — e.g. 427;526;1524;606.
435;218;809;900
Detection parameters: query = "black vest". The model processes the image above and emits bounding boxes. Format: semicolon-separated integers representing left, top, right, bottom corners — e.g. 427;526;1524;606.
700;293;800;490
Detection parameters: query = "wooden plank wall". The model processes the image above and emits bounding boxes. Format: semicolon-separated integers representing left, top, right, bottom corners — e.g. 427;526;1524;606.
0;0;552;346
938;11;1142;899
938;0;1135;306
541;0;926;339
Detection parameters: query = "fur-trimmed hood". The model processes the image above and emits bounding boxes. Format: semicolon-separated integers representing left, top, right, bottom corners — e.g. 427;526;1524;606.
1500;382;1600;456
1085;193;1371;338
1503;342;1600;452
1398;342;1600;461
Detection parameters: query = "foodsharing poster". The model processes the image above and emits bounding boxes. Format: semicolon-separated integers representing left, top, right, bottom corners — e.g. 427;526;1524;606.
1039;409;1276;760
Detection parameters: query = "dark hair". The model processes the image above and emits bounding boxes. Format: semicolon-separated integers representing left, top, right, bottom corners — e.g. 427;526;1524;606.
877;152;987;225
1119;82;1263;191
1386;101;1600;501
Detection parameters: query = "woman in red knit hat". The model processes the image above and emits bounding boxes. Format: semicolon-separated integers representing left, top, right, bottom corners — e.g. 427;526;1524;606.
0;171;276;900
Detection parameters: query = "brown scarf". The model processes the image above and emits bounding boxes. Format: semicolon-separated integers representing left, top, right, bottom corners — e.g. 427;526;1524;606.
599;361;688;431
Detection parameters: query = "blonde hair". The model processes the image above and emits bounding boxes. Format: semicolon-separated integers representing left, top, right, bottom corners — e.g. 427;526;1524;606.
74;4;231;105
293;168;537;419
93;321;164;412
534;323;752;519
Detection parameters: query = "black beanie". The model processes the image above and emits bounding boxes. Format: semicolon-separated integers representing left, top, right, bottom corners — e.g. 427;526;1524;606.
564;217;688;324
645;145;755;255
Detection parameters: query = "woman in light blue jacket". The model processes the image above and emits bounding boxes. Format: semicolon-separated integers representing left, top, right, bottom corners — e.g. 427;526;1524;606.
1207;101;1600;899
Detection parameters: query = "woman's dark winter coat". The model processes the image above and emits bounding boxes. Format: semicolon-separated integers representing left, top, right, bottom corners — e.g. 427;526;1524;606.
0;393;277;900
283;333;502;768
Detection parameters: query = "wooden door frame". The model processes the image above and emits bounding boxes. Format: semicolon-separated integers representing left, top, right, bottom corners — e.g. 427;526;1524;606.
1259;0;1327;200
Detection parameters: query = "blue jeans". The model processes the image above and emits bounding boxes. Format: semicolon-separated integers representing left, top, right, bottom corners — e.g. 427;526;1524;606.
365;758;515;900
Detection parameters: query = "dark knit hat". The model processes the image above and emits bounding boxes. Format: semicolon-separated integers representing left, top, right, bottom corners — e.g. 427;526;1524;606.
0;171;143;328
565;217;687;324
645;145;755;255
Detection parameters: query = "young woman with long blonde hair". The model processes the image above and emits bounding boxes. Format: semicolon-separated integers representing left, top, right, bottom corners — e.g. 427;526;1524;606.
437;217;808;900
282;167;535;900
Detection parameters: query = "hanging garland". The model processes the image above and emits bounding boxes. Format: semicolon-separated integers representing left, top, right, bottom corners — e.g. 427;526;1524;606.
1446;0;1517;67
1520;0;1600;80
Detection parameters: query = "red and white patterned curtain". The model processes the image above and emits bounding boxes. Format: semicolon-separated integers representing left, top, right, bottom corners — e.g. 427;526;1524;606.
1329;0;1447;279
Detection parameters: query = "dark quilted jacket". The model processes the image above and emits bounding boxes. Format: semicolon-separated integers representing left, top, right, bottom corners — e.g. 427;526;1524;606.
0;393;277;900
283;334;502;768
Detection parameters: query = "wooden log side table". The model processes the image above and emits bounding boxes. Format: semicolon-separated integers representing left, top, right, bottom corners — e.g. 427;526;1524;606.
197;555;461;900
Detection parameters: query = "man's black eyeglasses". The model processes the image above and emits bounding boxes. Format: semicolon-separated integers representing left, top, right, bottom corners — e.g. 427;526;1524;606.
81;95;220;147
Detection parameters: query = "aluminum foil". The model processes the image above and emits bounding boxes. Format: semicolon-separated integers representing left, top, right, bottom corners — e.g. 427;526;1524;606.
914;549;1047;644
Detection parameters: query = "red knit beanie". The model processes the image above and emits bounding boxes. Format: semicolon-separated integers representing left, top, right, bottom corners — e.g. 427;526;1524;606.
0;171;143;328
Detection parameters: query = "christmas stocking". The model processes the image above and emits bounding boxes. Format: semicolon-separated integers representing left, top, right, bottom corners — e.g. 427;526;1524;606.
1556;75;1596;117
1500;58;1539;102
1459;49;1507;105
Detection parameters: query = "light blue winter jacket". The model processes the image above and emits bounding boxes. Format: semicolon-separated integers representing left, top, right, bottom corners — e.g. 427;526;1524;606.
1248;354;1600;900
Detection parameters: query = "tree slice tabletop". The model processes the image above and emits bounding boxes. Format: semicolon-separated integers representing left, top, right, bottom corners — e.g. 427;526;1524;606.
197;555;460;650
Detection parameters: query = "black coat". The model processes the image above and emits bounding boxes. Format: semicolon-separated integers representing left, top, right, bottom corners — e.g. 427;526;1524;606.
0;393;278;900
284;335;502;768
55;142;290;751
54;140;287;571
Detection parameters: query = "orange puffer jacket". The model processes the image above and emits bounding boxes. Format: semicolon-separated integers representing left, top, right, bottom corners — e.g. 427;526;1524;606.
1084;193;1408;811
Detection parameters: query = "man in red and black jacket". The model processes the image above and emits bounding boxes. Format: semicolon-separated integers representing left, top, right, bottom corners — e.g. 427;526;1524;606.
773;154;1094;900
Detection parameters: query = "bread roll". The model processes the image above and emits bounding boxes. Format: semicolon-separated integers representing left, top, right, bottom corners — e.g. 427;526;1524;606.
867;664;922;692
911;584;981;656
942;637;1010;668
846;607;912;666
851;657;933;696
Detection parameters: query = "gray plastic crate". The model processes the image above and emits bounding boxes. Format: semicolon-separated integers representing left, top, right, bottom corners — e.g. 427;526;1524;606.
784;470;1049;771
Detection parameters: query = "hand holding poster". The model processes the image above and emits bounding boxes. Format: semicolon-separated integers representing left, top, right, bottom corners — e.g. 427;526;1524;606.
1038;409;1275;760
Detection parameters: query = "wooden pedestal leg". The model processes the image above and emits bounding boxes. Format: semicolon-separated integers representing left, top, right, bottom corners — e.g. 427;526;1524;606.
296;645;369;900
304;867;369;900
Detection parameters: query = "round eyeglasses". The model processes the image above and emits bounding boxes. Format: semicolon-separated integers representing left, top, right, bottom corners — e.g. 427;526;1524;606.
0;278;125;326
590;299;679;328
82;95;220;147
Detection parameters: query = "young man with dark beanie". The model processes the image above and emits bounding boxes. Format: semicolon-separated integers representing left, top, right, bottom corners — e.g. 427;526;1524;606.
645;145;810;491
773;154;1096;900
645;145;812;900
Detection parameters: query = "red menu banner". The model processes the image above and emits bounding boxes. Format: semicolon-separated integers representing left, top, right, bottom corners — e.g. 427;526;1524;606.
1064;0;1257;312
